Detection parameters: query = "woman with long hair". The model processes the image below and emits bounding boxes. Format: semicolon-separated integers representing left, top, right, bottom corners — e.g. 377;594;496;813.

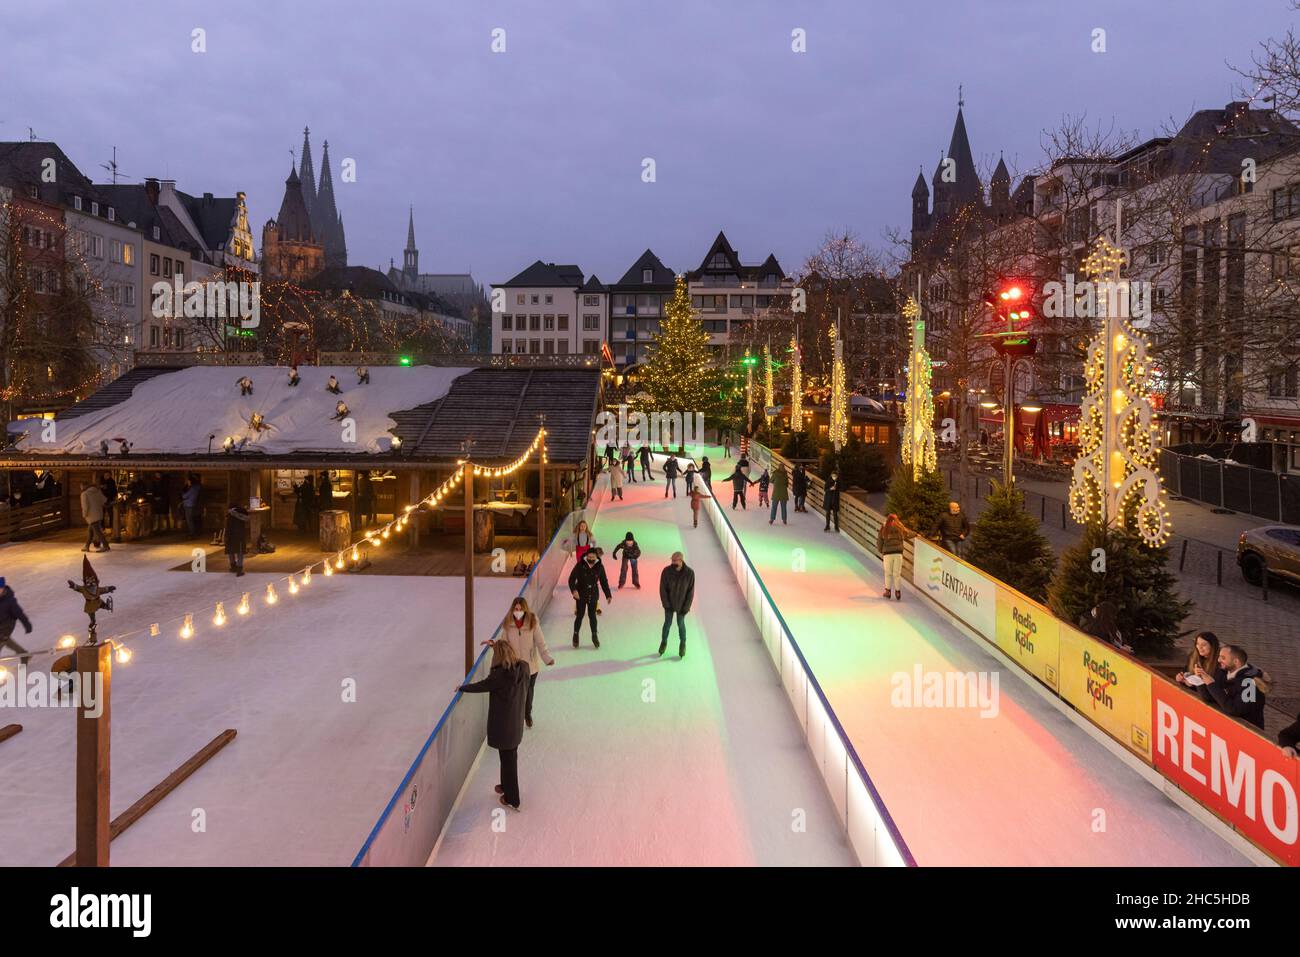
499;596;554;728
876;512;914;600
456;638;531;811
1176;631;1220;698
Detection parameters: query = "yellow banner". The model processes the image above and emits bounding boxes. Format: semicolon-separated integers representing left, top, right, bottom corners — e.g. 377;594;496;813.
994;588;1060;691
1058;624;1153;762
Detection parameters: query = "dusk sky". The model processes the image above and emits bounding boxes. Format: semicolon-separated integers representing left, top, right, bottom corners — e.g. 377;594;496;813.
6;0;1293;286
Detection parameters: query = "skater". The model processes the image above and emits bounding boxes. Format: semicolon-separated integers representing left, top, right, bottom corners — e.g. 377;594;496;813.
565;519;596;562
288;366;300;387
499;596;554;729
237;374;253;396
876;513;914;600
689;483;707;527
699;456;712;491
456;638;530;811
224;502;250;576
356;471;376;526
0;577;33;666
621;443;636;483
326;375;342;394
568;547;612;648
609;459;626;500
663;454;680;498
612;530;641;588
768;462;789;525
331;400;350;421
823;469;842;532
725;462;755;510
604;443;617;468
722;432;732;460
356;366;370;385
658;551;695;659
638;443;652;481
757;468;771;507
792;463;808;512
80;478;109;552
684;461;697;495
181;476;202;536
935;500;970;556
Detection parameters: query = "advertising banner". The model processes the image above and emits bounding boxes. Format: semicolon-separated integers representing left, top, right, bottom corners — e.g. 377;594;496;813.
1151;680;1300;866
914;539;996;639
994;589;1060;691
1058;624;1152;761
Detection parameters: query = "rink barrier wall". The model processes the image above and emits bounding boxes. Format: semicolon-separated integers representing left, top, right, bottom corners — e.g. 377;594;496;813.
749;441;1299;866
703;475;917;867
352;475;610;868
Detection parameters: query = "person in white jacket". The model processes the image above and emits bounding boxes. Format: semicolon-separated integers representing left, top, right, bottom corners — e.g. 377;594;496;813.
499;596;554;728
609;460;626;500
80;480;109;552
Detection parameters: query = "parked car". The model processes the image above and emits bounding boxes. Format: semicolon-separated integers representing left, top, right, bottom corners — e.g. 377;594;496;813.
1237;524;1300;586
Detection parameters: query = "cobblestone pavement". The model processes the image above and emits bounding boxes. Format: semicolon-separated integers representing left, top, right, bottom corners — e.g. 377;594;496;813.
872;464;1300;739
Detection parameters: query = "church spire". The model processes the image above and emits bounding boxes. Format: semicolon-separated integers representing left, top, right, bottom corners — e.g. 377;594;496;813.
315;140;344;267
298;127;316;218
403;206;418;281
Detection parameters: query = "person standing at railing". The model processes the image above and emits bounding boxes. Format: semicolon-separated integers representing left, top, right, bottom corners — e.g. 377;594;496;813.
1198;644;1273;732
456;638;530;811
823;469;842;533
498;596;554;730
934;500;970;555
876;514;914;601
658;551;695;659
699;456;712;491
689;483;708;527
768;463;789;525
792;463;808;513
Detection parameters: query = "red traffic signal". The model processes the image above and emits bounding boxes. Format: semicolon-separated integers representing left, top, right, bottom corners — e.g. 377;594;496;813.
985;278;1035;325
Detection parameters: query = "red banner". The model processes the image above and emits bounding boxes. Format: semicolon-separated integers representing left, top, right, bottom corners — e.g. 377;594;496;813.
1151;680;1299;865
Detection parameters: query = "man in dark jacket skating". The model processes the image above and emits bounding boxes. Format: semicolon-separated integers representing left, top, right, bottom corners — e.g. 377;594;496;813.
638;444;653;481
0;577;33;666
726;464;755;510
568;548;612;648
658;552;695;659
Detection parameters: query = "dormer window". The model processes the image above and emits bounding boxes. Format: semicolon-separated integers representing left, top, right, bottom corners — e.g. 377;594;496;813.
642;268;653;283
73;196;83;211
711;253;729;268
91;201;99;216
152;225;160;240
108;207;115;222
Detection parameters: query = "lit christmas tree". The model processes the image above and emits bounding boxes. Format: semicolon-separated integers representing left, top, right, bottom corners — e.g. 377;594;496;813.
828;323;847;450
763;342;775;428
789;334;803;432
1068;229;1171;547
900;295;937;480
637;275;717;419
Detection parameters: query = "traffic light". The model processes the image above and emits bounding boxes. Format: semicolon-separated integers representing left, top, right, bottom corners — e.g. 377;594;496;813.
740;354;758;367
985;278;1035;326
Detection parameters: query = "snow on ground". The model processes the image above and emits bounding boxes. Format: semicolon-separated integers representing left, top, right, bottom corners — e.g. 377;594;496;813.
0;537;517;866
715;448;1250;866
18;365;473;455
431;463;855;866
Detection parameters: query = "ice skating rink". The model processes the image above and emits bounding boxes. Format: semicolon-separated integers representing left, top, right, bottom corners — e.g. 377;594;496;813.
0;538;518;866
718;468;1251;866
431;466;855;866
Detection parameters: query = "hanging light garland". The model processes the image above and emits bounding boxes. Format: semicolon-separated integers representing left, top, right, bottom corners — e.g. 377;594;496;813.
0;426;549;679
1069;231;1172;546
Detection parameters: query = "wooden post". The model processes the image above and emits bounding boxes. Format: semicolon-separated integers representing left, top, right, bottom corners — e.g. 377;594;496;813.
463;460;475;675
74;642;111;867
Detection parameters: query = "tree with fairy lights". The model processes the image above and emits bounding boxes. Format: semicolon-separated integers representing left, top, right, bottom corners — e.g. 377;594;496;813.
1048;220;1185;654
899;294;937;480
636;275;720;437
827;323;848;451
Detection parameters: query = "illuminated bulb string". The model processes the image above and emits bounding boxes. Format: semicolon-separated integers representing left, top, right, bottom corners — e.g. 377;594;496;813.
0;428;549;677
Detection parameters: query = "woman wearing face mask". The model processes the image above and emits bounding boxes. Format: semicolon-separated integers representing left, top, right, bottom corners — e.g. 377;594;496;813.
500;596;554;728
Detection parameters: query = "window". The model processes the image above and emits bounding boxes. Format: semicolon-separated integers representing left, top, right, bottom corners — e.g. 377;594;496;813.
529;314;540;331
107;207;115;222
150;254;160;276
516;293;525;305
163;258;172;278
91;201;99;216
149;326;160;348
501;314;513;330
544;294;553;305
176;330;184;350
174;261;183;281
583;339;600;355
1273;186;1300;221
530;294;539;304
528;339;541;355
543;315;555;331
123;243;134;266
543;339;555;354
110;240;122;263
30;268;44;293
152;225;160;241
583;314;600;330
124;285;135;307
1267;367;1299;398
73;196;82;211
557;314;569;331
558;340;569;355
583;295;599;307
642;268;653;283
516;338;527;353
501;339;513;354
90;234;103;258
1146;243;1166;265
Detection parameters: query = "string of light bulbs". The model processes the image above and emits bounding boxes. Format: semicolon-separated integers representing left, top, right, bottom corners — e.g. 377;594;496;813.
0;427;548;679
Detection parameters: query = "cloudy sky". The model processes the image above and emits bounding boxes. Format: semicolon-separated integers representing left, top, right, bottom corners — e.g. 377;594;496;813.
5;0;1293;286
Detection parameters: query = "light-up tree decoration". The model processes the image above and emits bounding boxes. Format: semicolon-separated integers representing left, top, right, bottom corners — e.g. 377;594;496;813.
1068;228;1172;546
900;295;937;479
828;323;848;451
763;343;775;428
789;334;803;432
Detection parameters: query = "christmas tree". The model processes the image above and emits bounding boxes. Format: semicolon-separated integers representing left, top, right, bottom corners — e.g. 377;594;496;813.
1047;524;1189;655
820;435;890;493
965;482;1056;602
636;275;718;427
884;466;949;535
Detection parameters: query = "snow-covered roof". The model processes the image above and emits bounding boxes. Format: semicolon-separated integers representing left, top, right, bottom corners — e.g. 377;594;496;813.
18;365;472;457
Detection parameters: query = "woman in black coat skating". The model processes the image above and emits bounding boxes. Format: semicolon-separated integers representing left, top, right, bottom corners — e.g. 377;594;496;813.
792;464;809;512
457;640;531;810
